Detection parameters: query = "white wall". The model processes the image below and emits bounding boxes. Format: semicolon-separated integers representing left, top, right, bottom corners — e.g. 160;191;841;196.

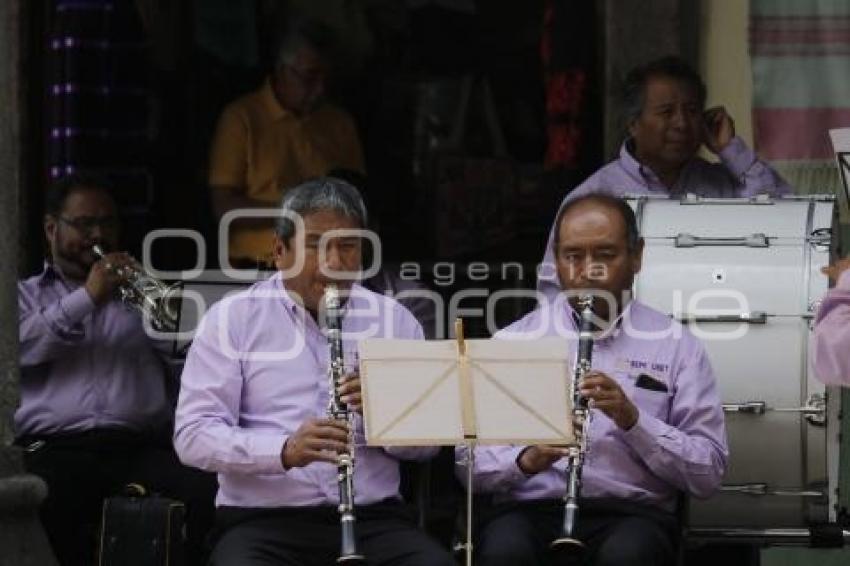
698;0;754;148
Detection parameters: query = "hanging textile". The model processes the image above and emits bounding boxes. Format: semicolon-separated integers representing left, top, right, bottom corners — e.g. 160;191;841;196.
540;0;597;173
750;0;850;196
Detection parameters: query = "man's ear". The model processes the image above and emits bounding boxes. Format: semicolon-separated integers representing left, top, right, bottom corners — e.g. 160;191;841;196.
632;237;645;275
272;235;289;271
44;214;57;242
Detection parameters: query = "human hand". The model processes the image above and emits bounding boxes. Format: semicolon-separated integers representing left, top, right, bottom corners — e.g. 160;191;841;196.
337;371;362;415
702;106;735;154
821;257;850;283
281;417;350;469
517;445;571;475
84;251;133;305
579;371;639;430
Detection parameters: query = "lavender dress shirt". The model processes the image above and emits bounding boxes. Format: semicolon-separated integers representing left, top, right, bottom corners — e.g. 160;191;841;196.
812;270;850;386
457;299;728;512
174;273;436;508
537;137;793;297
17;264;171;437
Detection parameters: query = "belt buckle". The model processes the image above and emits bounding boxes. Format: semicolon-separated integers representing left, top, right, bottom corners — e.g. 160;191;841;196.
24;439;46;453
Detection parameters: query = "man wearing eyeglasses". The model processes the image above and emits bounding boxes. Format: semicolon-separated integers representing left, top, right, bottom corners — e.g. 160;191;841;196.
16;174;215;566
209;19;364;268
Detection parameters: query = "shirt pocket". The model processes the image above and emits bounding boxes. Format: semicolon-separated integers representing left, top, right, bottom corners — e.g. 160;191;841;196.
631;386;672;421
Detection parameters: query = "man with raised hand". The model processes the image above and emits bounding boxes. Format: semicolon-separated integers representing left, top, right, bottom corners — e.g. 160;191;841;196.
538;56;792;298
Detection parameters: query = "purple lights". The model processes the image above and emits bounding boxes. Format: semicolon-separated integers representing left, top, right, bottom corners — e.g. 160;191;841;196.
50;37;112;50
49;165;77;179
56;2;114;13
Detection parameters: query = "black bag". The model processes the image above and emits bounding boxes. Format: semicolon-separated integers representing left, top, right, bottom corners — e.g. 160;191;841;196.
99;484;186;566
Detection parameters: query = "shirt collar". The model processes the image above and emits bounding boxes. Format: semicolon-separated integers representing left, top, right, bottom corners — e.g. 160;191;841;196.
619;138;696;195
619;139;649;185
260;77;291;122
36;261;75;288
271;272;304;316
562;295;635;343
272;271;364;318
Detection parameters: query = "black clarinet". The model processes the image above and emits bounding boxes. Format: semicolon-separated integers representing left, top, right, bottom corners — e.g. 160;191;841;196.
324;284;366;564
551;294;595;554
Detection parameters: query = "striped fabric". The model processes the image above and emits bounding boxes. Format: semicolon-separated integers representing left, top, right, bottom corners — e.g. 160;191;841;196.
750;0;850;198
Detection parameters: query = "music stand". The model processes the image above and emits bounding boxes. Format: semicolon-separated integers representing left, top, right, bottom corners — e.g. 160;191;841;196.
358;320;574;565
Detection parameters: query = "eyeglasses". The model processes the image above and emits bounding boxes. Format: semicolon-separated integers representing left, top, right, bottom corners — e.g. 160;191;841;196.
58;215;119;233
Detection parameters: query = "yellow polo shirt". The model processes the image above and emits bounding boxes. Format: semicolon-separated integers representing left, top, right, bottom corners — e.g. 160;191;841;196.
208;78;364;262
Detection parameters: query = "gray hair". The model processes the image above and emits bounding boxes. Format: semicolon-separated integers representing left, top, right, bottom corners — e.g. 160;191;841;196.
275;177;368;243
274;19;335;69
621;55;707;131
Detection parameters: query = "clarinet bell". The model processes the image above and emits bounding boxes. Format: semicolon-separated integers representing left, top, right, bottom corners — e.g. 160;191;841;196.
550;535;586;564
337;520;365;564
337;535;365;563
550;535;585;550
550;499;585;558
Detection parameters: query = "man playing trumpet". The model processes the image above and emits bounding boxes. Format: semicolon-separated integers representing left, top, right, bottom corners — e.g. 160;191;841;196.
16;174;216;565
458;194;728;566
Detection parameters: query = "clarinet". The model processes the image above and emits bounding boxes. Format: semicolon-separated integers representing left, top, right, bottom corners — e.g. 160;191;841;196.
551;294;595;553
324;284;366;564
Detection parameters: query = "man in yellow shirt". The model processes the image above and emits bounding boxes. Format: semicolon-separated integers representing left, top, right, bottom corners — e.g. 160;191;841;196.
209;20;364;266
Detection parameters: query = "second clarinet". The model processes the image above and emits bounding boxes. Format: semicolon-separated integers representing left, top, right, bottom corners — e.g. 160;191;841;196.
551;293;595;554
324;284;366;564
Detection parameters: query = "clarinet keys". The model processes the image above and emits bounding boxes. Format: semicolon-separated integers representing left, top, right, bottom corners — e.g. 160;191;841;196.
324;284;366;564
550;294;595;557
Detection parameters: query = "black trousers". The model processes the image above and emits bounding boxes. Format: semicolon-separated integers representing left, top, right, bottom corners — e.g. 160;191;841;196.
475;498;679;566
18;428;217;566
210;502;456;566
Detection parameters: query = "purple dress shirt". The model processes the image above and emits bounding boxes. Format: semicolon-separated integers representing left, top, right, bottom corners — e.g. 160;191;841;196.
458;299;728;512
813;270;850;386
17;264;171;437
174;273;436;508
537;137;794;296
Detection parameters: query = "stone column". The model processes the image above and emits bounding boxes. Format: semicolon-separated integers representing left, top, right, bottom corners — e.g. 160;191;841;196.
601;0;699;157
0;1;58;564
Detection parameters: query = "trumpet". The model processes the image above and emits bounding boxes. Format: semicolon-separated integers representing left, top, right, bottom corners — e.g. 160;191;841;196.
323;283;365;564
551;293;595;555
92;245;180;332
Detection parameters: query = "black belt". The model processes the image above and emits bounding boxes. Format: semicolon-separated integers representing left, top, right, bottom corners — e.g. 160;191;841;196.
215;498;414;531
15;427;156;452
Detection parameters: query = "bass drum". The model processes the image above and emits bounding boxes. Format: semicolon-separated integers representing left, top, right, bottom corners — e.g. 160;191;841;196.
629;194;842;531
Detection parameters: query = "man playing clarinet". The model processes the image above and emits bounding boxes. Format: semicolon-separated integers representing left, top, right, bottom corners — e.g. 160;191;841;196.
458;194;728;566
174;177;453;566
